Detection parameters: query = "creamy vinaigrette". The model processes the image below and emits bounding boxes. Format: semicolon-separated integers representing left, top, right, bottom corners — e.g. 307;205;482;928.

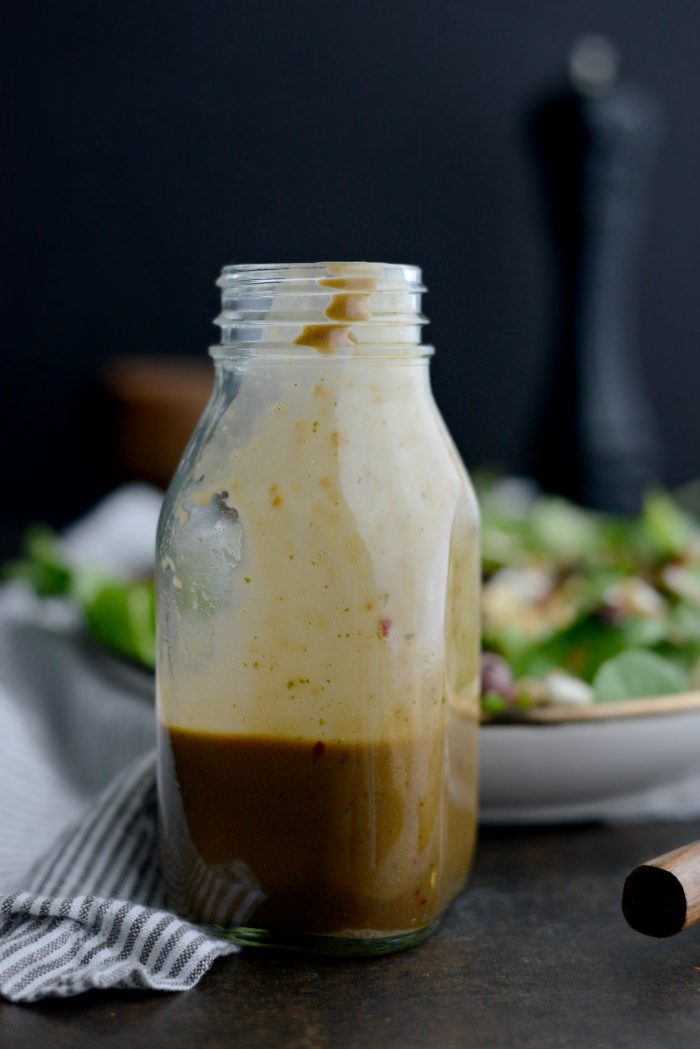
156;262;480;952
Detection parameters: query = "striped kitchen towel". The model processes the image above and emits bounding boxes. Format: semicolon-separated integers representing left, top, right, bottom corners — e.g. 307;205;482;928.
0;489;237;1002
0;753;235;1002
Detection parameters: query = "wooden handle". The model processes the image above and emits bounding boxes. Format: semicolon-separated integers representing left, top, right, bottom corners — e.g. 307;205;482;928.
622;839;700;937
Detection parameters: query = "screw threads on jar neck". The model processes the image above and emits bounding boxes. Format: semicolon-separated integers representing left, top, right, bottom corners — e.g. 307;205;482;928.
212;262;430;357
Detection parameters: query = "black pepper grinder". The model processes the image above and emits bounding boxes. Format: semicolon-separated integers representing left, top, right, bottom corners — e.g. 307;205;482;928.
529;35;664;514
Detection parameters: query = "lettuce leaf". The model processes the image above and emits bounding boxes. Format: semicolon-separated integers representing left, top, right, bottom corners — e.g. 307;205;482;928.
593;650;688;703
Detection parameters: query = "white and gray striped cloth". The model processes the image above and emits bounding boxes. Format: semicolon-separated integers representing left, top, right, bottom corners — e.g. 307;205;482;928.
0;488;237;1002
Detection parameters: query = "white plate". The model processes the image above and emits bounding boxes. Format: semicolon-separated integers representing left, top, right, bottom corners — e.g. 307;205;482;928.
479;703;700;824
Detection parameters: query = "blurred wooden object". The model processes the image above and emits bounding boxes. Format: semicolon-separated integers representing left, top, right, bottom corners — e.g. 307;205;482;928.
103;357;213;489
623;838;700;937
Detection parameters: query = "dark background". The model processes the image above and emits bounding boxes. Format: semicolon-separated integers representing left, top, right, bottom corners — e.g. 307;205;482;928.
3;0;700;554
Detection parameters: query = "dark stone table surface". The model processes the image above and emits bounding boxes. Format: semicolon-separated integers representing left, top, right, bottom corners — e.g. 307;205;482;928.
3;818;700;1049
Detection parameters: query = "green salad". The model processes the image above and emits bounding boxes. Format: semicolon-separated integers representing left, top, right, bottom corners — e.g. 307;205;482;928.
4;527;156;669
479;477;700;717
7;480;700;717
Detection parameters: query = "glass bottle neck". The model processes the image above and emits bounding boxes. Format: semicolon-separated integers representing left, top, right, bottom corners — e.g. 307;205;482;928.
211;261;431;360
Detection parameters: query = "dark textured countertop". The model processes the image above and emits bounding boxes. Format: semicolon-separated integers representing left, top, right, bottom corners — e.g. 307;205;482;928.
3;818;700;1049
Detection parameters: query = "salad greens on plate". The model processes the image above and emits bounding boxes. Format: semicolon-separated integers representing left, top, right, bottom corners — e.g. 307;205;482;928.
479;477;700;718
4;526;155;669
7;478;700;719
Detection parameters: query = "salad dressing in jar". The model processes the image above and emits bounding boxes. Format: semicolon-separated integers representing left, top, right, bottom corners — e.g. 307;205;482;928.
156;262;480;954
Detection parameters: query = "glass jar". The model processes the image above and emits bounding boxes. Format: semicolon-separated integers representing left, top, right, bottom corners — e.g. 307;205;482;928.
156;262;480;956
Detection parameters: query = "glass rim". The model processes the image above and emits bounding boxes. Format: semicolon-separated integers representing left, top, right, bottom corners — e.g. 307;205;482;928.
217;261;425;291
